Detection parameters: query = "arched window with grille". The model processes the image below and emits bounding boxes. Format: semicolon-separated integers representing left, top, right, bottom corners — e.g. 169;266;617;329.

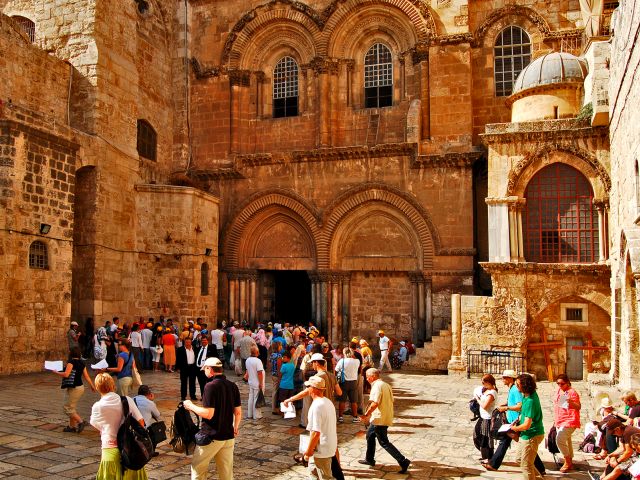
137;119;157;161
273;56;299;118
364;43;393;108
12;16;35;43
494;26;532;97
201;263;209;296
29;241;49;270
524;163;598;263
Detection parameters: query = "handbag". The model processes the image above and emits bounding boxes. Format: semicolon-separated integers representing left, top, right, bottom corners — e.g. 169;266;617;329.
147;421;167;445
132;363;142;388
61;368;76;389
255;389;266;408
194;429;216;446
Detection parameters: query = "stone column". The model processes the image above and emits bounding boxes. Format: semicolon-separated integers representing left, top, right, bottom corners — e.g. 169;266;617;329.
344;60;354;107
413;44;430;139
238;278;246;324
448;293;466;376
486;197;516;262
249;274;257;326
227;273;238;323
300;67;308;113
331;280;340;343
309;272;318;322
516;199;526;261
228;70;250;154
409;272;427;346
255;72;265;118
425;278;433;342
341;274;351;342
594;199;609;262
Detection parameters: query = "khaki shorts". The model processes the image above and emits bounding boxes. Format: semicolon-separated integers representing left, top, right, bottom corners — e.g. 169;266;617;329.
63;385;85;416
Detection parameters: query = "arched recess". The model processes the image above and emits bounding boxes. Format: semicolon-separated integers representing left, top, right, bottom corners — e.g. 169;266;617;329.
223;7;322;68
238;209;317;270
322;0;434;55
223;191;321;269
621;254;640;382
330;204;421;271
507;146;611;199
321;184;440;270
325;3;420;59
532;286;610;319
473;5;552;47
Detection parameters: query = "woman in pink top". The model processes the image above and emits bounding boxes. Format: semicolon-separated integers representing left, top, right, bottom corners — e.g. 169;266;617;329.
553;373;581;472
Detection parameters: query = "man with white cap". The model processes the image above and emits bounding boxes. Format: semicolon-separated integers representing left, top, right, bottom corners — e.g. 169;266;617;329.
377;330;392;372
302;375;338;480
482;369;545;475
184;357;242;480
67;321;81;352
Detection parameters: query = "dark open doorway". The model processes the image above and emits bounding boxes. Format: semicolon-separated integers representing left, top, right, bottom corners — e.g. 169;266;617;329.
260;270;312;325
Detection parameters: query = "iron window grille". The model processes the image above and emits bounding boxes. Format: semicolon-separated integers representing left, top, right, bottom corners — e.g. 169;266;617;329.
524;163;598;263
364;43;393;108
12;16;35;43
273;56;299;118
29;241;48;270
137;119;157;161
494;26;532;97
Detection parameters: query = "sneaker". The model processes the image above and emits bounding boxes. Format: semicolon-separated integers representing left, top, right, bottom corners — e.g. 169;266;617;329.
352;417;360;423
399;458;411;474
358;459;375;467
338;417;344;423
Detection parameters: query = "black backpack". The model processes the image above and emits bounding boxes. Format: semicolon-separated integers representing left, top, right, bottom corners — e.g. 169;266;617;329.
490;409;508;439
546;425;560;454
468;398;481;421
169;402;200;455
117;396;154;470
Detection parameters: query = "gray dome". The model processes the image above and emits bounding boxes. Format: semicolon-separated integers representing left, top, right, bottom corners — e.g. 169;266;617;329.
512;52;587;95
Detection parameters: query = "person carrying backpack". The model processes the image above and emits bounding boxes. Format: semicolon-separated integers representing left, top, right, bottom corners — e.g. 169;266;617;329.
90;373;148;480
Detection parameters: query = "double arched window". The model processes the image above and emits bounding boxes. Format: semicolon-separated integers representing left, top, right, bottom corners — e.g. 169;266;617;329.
524;164;598;263
494;26;532;97
273;56;299;118
29;241;48;269
364;43;393;108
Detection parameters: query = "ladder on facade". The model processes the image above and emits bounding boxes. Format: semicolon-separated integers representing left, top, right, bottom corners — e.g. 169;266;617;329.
366;114;380;146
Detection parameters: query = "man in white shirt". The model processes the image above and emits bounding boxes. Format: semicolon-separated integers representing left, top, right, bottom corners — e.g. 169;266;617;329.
302;375;338;480
244;346;265;420
211;325;226;363
141;322;153;370
129;324;144;371
176;338;198;401
377;330;392;371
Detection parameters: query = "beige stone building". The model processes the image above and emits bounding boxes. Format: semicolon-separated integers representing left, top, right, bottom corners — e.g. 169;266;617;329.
0;0;635;383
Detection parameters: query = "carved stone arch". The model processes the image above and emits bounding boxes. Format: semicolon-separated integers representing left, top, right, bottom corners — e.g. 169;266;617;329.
324;3;420;58
507;145;611;198
222;190;321;269
320;183;440;270
222;6;322;68
242;21;317;72
619;228;640;277
532;290;611;320
322;0;434;55
473;5;552;47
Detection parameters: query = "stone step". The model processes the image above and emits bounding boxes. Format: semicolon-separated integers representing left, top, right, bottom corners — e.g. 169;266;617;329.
405;326;452;371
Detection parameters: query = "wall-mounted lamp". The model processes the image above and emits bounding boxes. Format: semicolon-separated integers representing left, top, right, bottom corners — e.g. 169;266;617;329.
39;223;51;235
205;248;213;256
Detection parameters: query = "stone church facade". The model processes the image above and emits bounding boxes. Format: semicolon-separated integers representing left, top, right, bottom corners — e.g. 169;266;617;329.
0;0;633;382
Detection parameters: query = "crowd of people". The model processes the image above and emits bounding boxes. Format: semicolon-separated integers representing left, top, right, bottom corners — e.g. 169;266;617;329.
58;317;415;479
470;369;640;480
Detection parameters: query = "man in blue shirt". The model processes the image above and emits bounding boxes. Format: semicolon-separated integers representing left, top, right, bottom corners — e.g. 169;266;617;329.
482;370;546;474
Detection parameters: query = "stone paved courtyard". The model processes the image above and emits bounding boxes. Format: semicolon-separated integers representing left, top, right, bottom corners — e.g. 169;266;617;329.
0;368;605;479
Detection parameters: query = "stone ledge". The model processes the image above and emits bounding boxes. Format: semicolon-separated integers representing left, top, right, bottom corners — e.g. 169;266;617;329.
480;261;611;277
482;119;608;144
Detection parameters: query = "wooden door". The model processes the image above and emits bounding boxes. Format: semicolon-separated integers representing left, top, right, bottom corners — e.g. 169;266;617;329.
566;337;584;380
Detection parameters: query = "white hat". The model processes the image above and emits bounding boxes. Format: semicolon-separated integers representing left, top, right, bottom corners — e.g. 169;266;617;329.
201;357;222;370
399;341;406;346
600;397;614;408
70;321;79;326
310;353;325;362
501;369;517;379
304;376;326;389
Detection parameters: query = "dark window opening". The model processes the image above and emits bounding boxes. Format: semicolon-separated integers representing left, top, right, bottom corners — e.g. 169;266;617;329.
273;56;299;118
29;241;48;270
201;263;209;296
364;43;393;108
137;119;157;161
494;26;532;97
565;308;584;322
12;16;35;43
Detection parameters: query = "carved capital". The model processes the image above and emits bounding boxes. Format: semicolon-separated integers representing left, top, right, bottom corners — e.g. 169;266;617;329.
228;69;252;87
191;57;222;79
254;71;266;83
305;57;340;76
593;198;610;210
410;42;430;65
408;271;427;284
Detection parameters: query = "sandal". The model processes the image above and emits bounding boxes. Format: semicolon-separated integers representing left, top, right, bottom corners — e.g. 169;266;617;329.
293;453;308;467
594;453;607;460
63;426;77;432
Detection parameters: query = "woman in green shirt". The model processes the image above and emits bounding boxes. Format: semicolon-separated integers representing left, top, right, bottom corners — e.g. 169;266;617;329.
511;374;545;480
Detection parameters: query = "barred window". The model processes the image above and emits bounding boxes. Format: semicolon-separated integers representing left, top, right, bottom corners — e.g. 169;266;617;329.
524;163;598;263
29;241;48;270
364;43;393;108
273;56;299;118
137;119;157;161
12;16;35;43
201;263;210;296
494;26;532;97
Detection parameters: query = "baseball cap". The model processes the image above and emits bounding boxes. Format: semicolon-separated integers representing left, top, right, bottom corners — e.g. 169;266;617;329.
201;357;222;370
305;376;326;389
310;353;325;362
501;369;517;379
399;341;406;346
378;330;384;334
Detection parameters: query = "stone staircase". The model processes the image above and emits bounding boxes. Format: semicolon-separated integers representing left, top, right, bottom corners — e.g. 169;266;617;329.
405;327;452;372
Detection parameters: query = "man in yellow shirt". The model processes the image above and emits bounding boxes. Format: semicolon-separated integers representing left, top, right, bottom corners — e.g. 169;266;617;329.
358;368;411;474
